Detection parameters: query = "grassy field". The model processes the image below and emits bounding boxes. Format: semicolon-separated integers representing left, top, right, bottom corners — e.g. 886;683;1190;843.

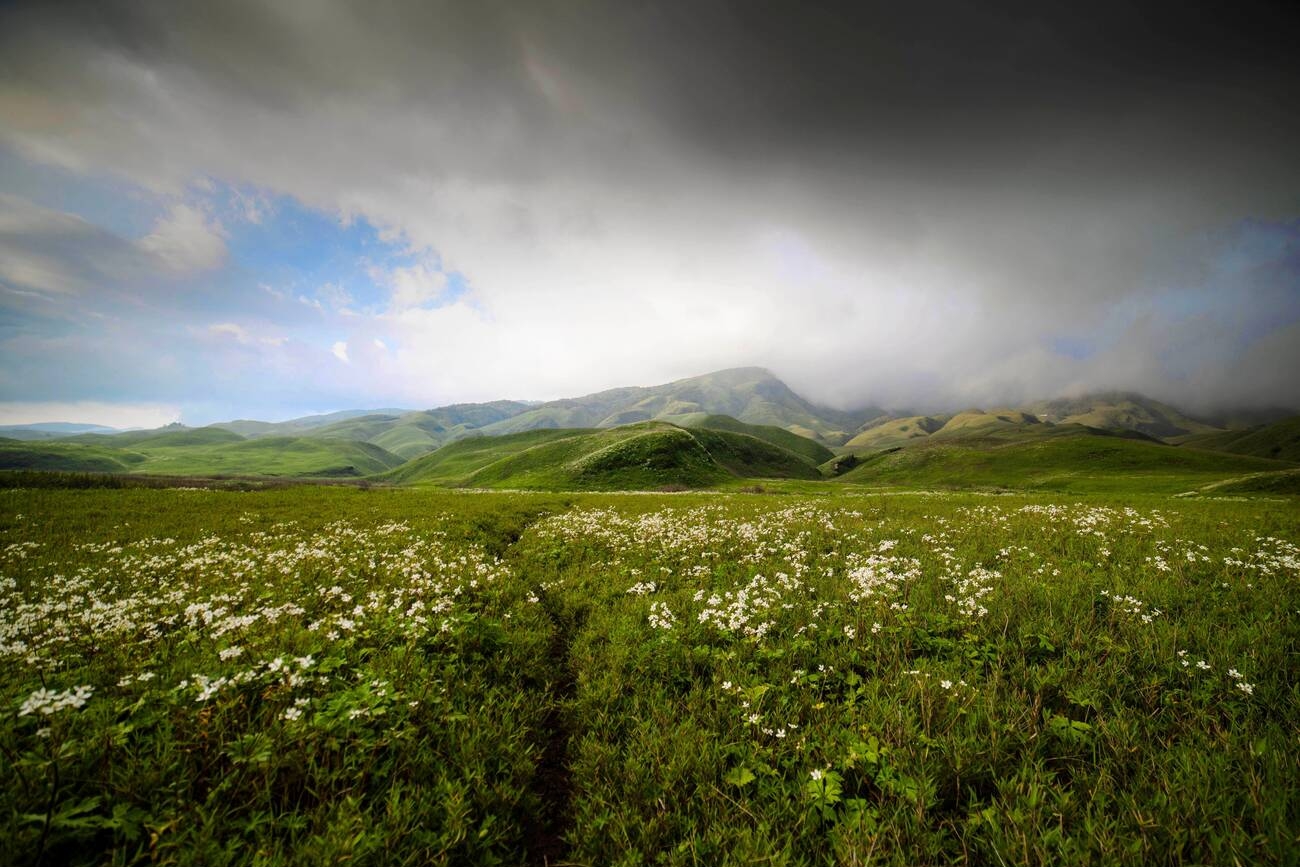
0;432;405;479
835;436;1295;494
1;482;1297;865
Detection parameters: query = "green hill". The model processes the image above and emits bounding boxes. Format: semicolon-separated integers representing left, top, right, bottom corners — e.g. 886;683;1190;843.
1179;416;1300;463
835;433;1292;494
844;415;946;450
0;434;404;478
1023;392;1220;440
383;421;821;490
305;401;536;459
667;413;834;465
929;409;1044;440
210;408;413;438
1188;468;1300;496
380;429;586;485
473;368;879;445
0;441;144;473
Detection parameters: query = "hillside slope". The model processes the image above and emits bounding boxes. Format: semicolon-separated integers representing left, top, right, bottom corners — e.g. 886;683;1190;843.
666;414;834;465
836;434;1291;494
844;415;946;450
474;368;878;444
0;434;405;478
1178;416;1300;463
383;421;821;490
1024;392;1219;439
309;401;535;459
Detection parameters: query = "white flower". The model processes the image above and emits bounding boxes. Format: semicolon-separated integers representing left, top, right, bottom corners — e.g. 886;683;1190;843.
19;685;94;716
282;706;302;721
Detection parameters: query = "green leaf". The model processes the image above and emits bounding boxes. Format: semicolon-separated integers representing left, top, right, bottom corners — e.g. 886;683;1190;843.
724;765;756;787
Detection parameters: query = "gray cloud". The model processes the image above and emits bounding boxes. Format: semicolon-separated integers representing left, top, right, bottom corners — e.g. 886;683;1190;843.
0;0;1297;415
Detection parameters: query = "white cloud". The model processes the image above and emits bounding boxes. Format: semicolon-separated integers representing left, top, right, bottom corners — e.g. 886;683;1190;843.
208;322;251;343
331;341;349;363
137;203;227;272
0;401;180;429
382;262;448;311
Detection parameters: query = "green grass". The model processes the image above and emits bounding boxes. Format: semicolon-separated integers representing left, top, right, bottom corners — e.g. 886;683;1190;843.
0;435;404;478
385;422;820;490
0;441;145;473
836;434;1294;494
1179;416;1300;463
381;428;592;485
670;414;835;465
0;484;1296;865
844;415;946;450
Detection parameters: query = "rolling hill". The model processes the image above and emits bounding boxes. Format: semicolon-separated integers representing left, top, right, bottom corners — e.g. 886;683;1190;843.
664;413;835;465
0;432;405;478
844;415;946;450
0;422;120;440
307;401;535;459
1178;415;1300;463
1023;392;1219;440
381;421;822;490
210;409;414;438
462;368;879;445
835;434;1293;494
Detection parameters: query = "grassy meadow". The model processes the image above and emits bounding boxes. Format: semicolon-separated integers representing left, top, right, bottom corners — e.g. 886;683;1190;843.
1;483;1297;865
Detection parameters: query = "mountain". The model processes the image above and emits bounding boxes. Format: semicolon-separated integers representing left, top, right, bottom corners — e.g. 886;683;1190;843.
307;401;534;459
1179;415;1300;463
251;368;878;457
1022;392;1219;440
835;434;1295;495
469;367;879;444
211;409;413;438
665;414;835;465
381;421;822;490
844;416;946;450
839;393;1233;453
0;430;405;478
0;422;120;441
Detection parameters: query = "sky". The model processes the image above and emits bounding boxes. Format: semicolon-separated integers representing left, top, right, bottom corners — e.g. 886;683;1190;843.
1;0;1298;428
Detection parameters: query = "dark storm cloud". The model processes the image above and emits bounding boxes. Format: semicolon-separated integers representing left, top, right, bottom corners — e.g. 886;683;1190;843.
1;0;1297;414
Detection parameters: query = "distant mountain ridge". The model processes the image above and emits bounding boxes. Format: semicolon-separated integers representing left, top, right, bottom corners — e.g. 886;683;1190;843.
7;369;1298;460
4;367;1298;491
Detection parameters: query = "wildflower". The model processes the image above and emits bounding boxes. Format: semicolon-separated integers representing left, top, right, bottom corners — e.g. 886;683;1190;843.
19;685;94;716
